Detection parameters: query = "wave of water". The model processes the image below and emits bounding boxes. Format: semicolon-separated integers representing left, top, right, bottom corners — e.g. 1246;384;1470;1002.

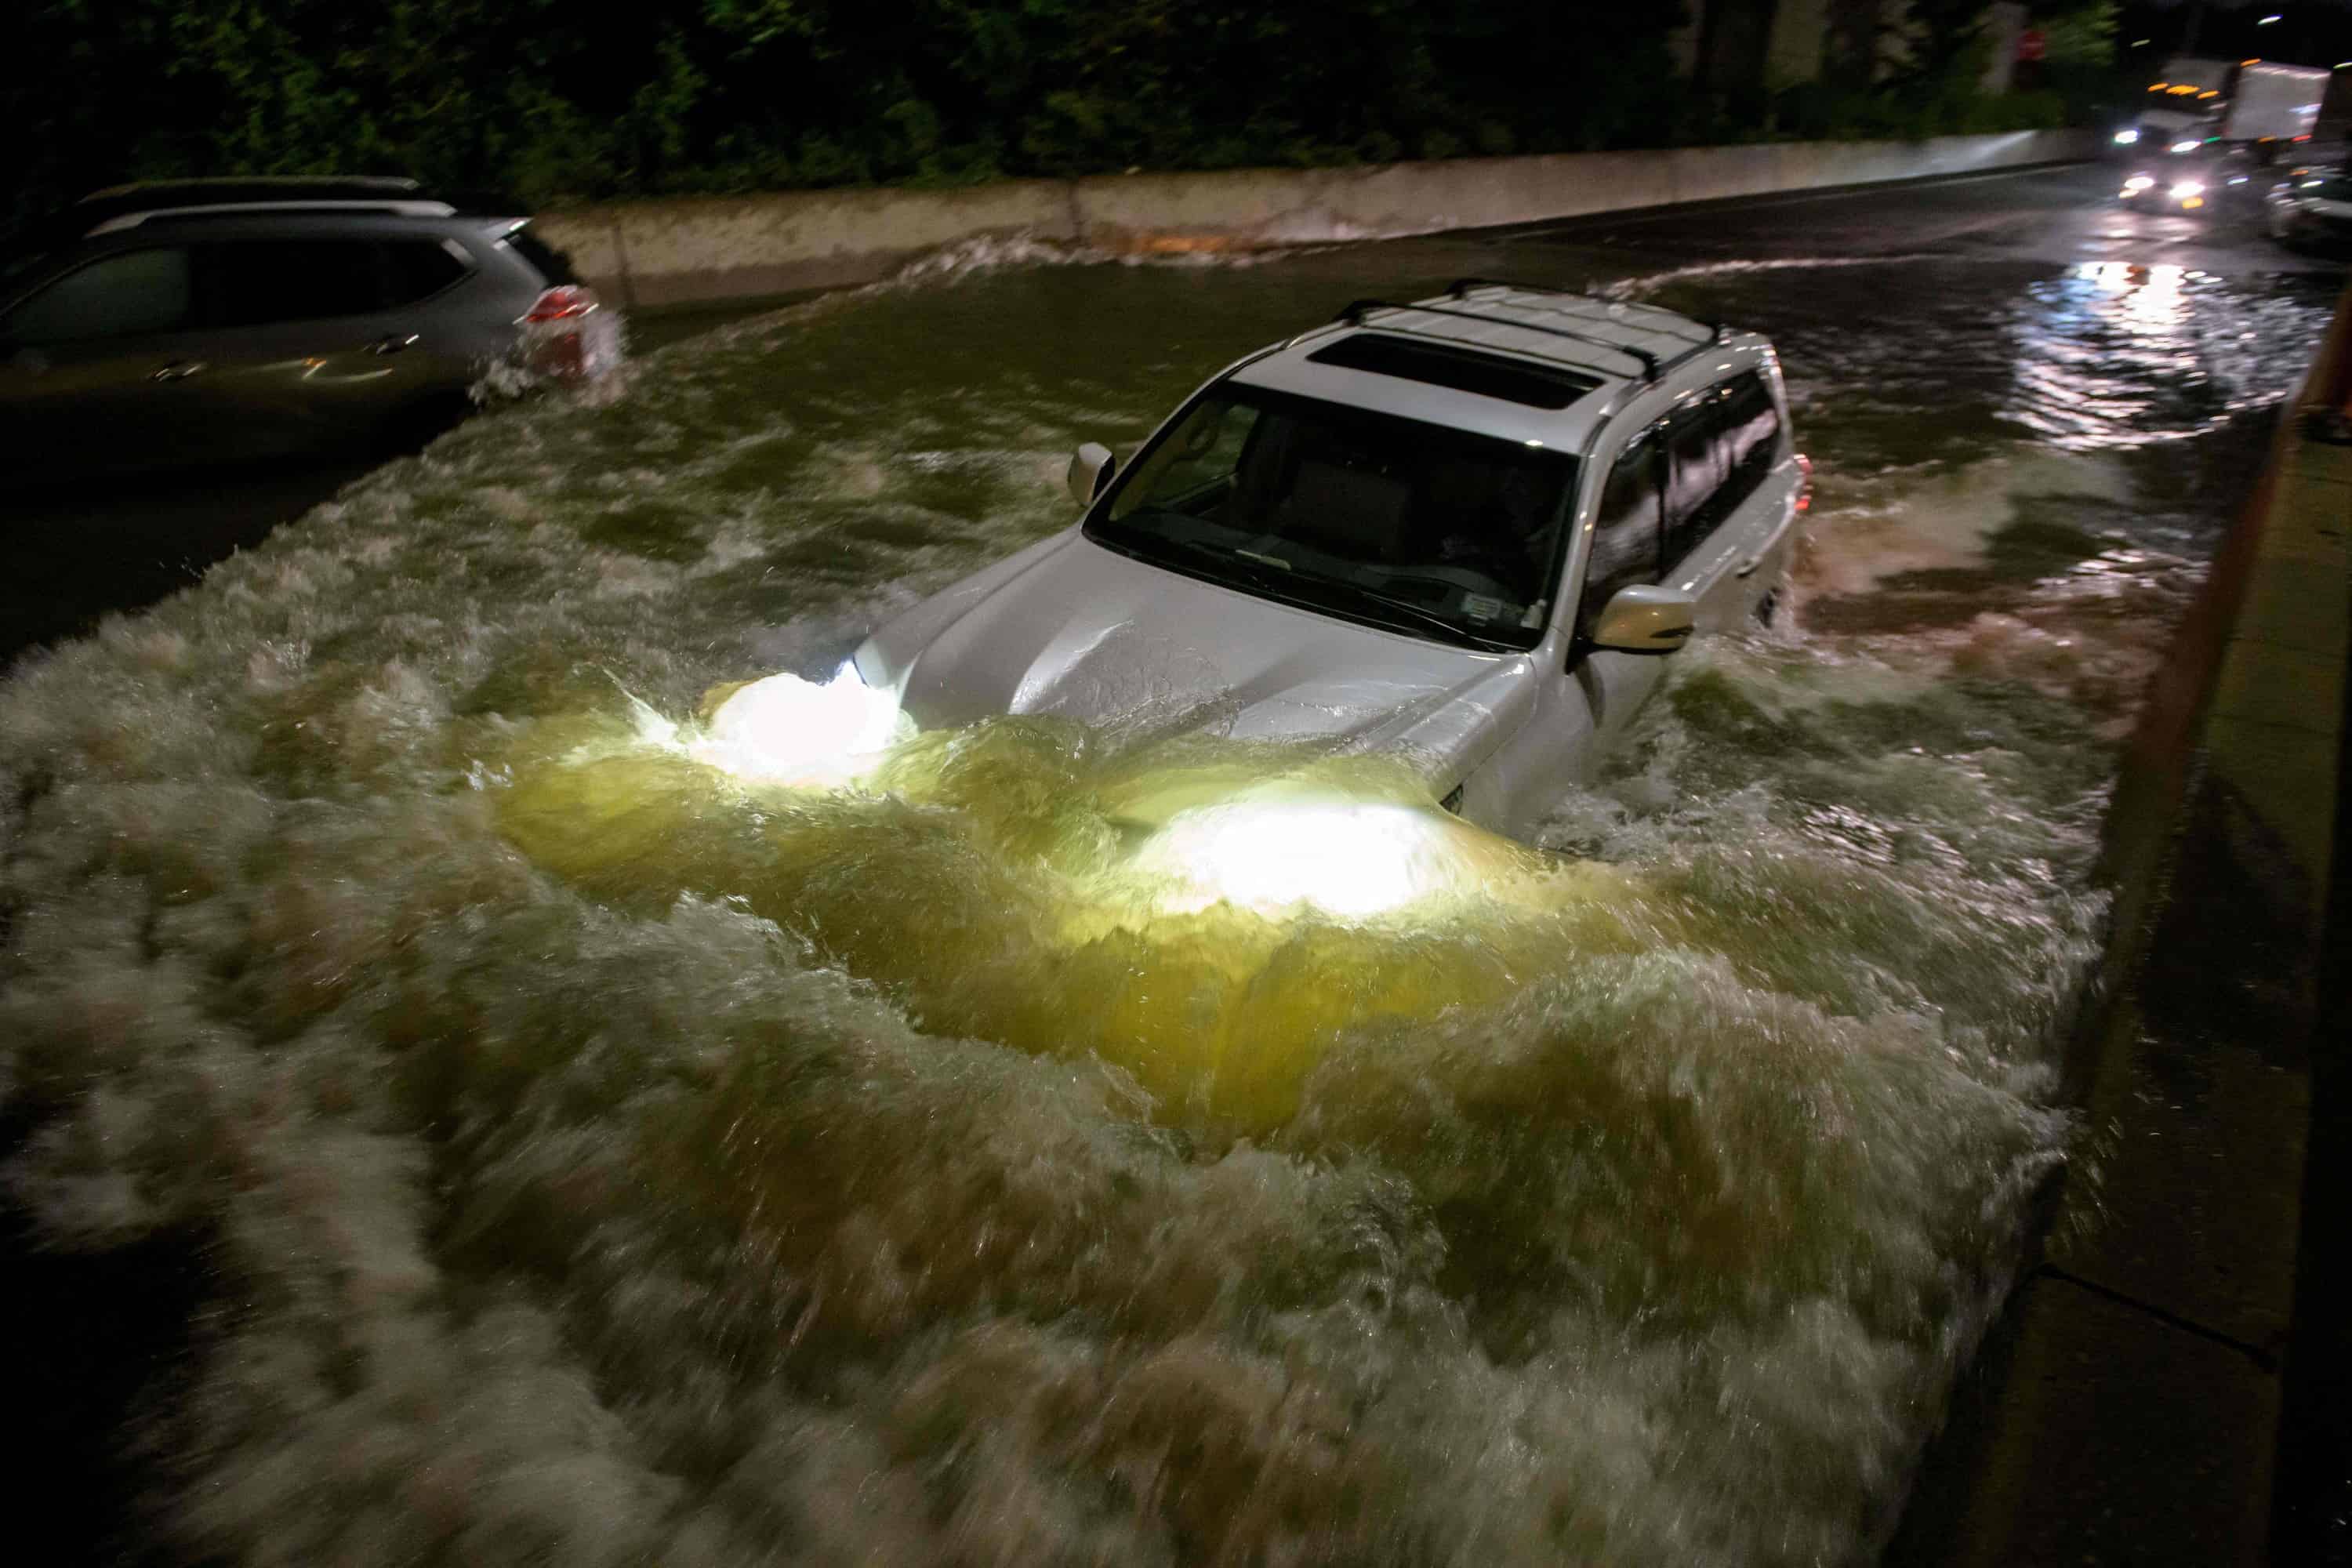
0;248;2328;1564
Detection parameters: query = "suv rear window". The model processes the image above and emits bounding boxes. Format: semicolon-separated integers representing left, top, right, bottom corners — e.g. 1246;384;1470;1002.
1307;334;1599;409
383;240;470;305
501;228;577;286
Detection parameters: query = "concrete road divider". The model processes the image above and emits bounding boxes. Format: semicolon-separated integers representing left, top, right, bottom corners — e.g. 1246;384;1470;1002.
535;129;2100;310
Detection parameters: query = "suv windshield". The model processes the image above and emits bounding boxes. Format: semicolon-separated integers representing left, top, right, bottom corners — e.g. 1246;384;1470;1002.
1085;387;1574;652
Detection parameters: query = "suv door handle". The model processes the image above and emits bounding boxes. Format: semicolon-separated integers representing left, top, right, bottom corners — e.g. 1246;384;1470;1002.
368;333;420;356
151;360;206;383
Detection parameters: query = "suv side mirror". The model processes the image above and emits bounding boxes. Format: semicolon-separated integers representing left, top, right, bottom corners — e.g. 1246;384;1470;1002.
1588;583;1697;654
1066;442;1116;508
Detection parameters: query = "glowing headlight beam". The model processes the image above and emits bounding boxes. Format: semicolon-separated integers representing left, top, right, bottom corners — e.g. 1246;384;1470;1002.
687;666;909;789
1133;800;1465;920
2169;180;2205;199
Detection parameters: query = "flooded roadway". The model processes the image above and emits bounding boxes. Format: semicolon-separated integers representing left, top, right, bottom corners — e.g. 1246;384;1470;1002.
1;162;2342;1564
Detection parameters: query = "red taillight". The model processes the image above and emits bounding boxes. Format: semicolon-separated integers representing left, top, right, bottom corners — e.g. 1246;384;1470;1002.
1795;451;1813;513
517;284;618;383
523;285;598;323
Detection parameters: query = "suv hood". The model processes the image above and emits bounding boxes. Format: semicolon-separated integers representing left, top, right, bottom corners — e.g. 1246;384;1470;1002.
873;534;1535;774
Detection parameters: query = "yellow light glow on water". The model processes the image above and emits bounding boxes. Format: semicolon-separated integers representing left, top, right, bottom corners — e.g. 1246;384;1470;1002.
495;706;1635;1127
1133;797;1468;920
686;666;909;789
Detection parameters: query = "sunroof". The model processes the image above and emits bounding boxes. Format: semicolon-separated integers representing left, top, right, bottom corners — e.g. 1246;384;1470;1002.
1307;333;1601;409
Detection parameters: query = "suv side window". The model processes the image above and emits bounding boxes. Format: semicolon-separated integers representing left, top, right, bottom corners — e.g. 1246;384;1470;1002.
206;239;388;328
2;248;195;343
1661;399;1730;571
1577;432;1663;639
1712;371;1783;519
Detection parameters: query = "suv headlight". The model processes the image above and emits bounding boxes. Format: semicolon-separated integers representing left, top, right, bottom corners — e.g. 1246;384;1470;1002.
2170;180;2205;200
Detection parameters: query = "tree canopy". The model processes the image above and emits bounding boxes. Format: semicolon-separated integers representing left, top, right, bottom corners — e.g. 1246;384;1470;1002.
3;0;2099;234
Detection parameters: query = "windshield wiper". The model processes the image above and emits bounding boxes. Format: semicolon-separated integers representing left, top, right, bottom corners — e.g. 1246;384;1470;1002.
1095;528;1519;650
1313;581;1523;650
1097;528;1293;588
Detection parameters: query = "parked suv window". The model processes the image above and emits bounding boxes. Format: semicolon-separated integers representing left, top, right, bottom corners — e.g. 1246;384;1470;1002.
208;239;389;328
2;247;194;343
500;228;577;287
1578;434;1663;639
383;241;469;306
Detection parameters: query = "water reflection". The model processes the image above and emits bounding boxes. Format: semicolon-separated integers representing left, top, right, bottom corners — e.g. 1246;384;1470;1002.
2001;261;2322;449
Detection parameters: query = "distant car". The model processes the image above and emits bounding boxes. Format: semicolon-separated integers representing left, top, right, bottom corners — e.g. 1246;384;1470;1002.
849;282;1806;844
2116;143;2279;219
0;177;615;486
2266;165;2352;249
2117;149;2230;214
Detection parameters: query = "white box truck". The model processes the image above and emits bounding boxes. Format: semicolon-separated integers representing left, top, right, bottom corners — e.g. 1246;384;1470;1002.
2125;58;2332;156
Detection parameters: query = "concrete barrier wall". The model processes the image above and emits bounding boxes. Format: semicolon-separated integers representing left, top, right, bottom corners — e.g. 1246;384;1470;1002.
535;129;2099;310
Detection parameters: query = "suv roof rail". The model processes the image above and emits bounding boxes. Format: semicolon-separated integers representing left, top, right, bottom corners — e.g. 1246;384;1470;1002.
67;177;453;238
83;200;458;237
1337;296;1663;378
1445;278;1719;346
78;176;425;203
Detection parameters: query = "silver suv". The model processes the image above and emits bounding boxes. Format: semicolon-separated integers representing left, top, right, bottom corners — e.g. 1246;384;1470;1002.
0;176;615;486
850;281;1807;845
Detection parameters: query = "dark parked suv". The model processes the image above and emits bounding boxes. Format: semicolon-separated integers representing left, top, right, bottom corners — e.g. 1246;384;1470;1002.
0;176;615;486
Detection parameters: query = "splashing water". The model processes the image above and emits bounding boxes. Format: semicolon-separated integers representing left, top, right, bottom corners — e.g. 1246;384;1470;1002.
0;241;2331;1566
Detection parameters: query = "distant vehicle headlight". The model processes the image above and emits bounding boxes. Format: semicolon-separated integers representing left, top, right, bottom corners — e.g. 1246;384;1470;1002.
2114;128;2141;144
2123;175;2156;192
2170;180;2205;199
2170;140;2203;154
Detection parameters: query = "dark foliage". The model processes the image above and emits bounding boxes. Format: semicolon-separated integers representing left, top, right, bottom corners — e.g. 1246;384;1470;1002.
1;0;2097;234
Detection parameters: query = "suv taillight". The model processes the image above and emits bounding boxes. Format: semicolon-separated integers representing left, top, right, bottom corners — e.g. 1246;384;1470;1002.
517;285;612;381
523;285;598;323
1795;452;1813;513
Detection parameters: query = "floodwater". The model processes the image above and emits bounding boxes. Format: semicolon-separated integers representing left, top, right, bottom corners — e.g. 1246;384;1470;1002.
0;226;2336;1565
